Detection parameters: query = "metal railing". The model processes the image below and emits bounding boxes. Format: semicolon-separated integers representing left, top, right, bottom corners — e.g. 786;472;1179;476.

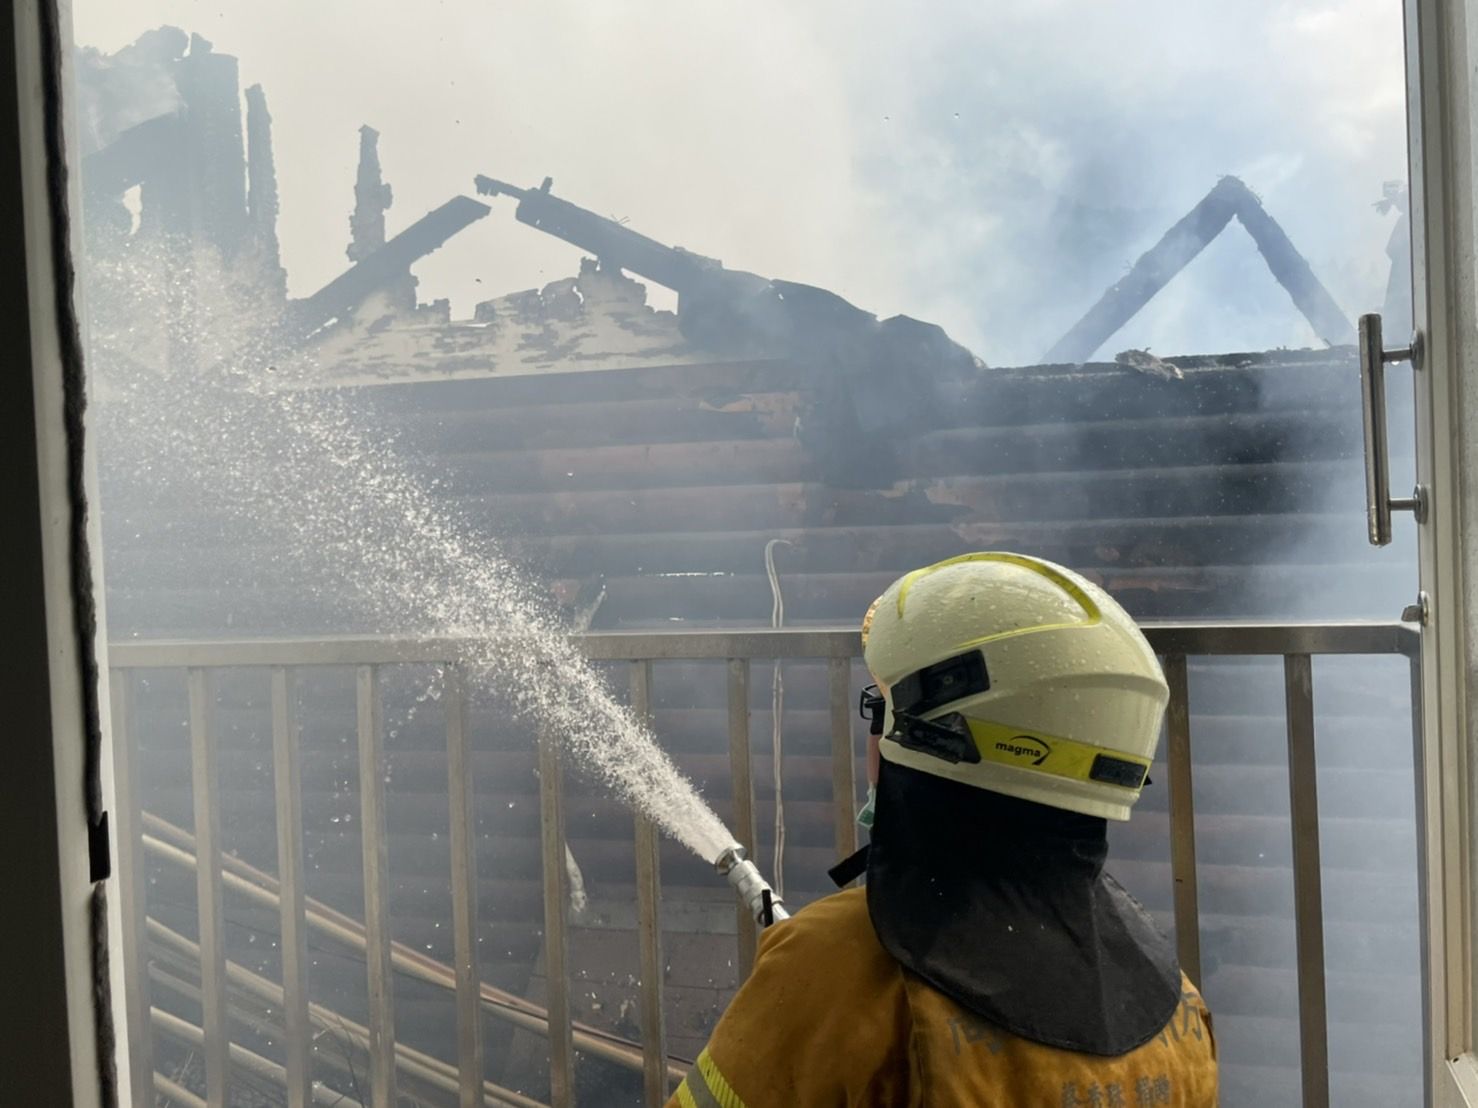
108;621;1421;1108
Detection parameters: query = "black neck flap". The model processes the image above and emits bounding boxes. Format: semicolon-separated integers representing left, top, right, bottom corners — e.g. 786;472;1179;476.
864;760;1181;1056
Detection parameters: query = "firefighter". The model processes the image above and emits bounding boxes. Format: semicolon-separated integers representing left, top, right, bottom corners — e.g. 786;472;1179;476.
668;552;1217;1107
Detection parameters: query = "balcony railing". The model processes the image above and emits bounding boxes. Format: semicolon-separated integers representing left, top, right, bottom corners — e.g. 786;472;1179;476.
107;621;1422;1108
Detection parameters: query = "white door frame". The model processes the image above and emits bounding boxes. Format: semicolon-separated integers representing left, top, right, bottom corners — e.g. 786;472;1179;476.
1405;1;1478;1103
0;0;124;1104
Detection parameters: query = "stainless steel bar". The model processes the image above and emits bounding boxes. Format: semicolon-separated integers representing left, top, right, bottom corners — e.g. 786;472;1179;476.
107;621;1417;670
141;811;686;1082
1161;654;1202;986
537;724;576;1108
107;628;861;668
271;666;312;1108
152;1007;262;1097
147;916;547;1108
108;672;155;1108
187;666;229;1105
356;664;398;1108
154;1071;209;1108
150;1007;340;1108
1409;651;1434;1108
445;664;486;1108
584;628;861;661
1360;311;1397;546
828;658;858;868
633;813;666;1105
630;660;668;1107
1283;654;1329;1108
1141;622;1419;658
727;658;758;976
149;962;355;1108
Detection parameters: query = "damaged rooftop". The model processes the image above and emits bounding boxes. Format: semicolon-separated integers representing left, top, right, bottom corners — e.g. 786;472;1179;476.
78;23;1423;1108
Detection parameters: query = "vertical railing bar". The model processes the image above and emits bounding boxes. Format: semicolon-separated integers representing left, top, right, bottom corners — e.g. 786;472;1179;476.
187;666;229;1106
445;663;485;1108
1162;654;1202;986
1408;652;1433;1108
631;660;669;1106
1284;653;1329;1108
537;723;576;1108
727;658;757;976
271;666;312;1108
356;664;397;1108
827;658;857;870
109;671;156;1108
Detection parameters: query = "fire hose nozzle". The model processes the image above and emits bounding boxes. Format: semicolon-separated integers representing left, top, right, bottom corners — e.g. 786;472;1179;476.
715;845;790;927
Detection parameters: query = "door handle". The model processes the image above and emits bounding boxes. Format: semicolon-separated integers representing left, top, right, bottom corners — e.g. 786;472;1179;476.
1358;312;1424;546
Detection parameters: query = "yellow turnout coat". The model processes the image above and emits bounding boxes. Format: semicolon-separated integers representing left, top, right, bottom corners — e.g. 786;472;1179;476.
668;887;1217;1108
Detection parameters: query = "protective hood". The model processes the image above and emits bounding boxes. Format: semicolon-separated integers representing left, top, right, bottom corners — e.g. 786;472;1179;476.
864;759;1181;1056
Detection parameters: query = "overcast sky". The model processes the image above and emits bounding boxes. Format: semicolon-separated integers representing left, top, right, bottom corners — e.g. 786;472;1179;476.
72;1;1409;365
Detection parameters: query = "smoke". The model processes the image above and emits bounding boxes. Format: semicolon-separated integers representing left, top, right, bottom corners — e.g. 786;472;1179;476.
72;24;186;154
72;1;1405;364
92;236;738;863
73;7;1419;1103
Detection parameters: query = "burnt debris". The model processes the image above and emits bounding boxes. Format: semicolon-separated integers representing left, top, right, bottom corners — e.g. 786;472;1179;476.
1114;348;1183;381
77;27;987;487
349;126;394;264
288;195;490;339
477;174;983;485
79;32;249;254
243;84;285;302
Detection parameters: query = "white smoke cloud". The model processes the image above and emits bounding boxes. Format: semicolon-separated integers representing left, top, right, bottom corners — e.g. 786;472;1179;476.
72;0;1406;364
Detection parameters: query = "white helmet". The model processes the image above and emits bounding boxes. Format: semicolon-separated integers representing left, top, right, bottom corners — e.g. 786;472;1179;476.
862;552;1168;821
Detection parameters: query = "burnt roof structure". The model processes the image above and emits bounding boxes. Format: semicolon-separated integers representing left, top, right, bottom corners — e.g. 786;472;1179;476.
79;28;1422;1108
1044;175;1357;364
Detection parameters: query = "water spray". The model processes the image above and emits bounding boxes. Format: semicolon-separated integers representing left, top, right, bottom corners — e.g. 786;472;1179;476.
714;844;790;927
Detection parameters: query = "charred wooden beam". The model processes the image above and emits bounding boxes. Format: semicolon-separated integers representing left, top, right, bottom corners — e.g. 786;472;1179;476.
172;34;251;256
372;353;1345;451
392;409;1356;496
496;515;1351;578
1044;176;1355;363
350;126;394;263
289;195;490;338
81;114;181;200
475;174;721;293
244;84;286;303
475;174;979;486
1231;180;1355;347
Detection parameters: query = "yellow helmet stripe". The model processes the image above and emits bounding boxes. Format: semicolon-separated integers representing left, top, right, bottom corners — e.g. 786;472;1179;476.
889;717;1151;790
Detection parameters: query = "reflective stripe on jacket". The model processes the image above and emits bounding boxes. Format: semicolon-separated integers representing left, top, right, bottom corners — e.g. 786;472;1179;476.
667;887;1217;1108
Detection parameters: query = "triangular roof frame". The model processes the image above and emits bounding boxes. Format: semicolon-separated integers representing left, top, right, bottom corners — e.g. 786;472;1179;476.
1042;175;1354;363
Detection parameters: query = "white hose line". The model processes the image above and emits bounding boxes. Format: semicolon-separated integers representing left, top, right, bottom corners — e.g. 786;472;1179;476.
764;538;792;898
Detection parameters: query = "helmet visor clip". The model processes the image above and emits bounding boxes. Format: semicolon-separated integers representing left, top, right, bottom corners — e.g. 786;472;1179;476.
890;710;982;765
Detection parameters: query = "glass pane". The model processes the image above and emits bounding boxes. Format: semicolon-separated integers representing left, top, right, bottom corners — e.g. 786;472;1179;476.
75;4;1418;1106
1112;655;1422;1107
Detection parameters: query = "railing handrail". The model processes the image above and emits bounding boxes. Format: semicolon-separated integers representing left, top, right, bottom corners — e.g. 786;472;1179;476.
106;619;1419;669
